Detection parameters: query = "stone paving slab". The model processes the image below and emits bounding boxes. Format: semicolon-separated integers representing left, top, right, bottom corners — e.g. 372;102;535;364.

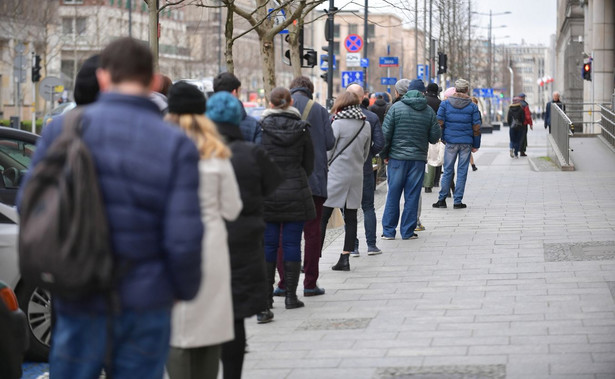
242;123;615;378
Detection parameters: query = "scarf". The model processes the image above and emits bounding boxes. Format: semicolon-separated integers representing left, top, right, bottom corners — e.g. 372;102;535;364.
333;104;366;121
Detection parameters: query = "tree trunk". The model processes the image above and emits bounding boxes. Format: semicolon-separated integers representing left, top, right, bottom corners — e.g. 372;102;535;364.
260;36;276;98
224;7;235;74
147;0;159;70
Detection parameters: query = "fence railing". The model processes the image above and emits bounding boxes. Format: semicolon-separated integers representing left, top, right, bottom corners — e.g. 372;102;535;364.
551;102;574;166
566;102;610;134
599;105;615;150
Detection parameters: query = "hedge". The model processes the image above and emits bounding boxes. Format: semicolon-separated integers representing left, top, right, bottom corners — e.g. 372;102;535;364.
0;119;44;135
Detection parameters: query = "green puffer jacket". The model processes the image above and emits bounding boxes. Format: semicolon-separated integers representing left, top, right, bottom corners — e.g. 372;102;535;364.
381;90;441;161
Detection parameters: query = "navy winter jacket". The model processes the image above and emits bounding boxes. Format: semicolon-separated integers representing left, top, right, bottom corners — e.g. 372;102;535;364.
437;93;482;148
239;104;262;143
360;105;384;175
290;88;335;198
18;93;204;314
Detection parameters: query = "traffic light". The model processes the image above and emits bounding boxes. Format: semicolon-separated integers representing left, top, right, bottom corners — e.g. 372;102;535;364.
32;54;41;83
283;27;317;68
303;49;317;68
582;60;591;81
437;52;447;75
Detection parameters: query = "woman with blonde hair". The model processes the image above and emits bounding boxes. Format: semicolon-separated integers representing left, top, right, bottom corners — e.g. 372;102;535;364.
165;81;243;379
320;91;371;272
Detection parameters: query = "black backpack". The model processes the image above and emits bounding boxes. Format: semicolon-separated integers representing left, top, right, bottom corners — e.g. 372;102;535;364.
19;108;113;299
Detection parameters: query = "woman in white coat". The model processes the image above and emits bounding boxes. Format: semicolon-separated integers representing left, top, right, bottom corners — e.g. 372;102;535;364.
164;82;243;379
320;91;371;272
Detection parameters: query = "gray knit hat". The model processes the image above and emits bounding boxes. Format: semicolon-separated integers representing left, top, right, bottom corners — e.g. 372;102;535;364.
395;79;411;95
454;78;470;93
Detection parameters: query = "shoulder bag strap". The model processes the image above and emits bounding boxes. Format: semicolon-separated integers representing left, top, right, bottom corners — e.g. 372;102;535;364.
328;120;366;166
301;99;315;121
62;106;86;137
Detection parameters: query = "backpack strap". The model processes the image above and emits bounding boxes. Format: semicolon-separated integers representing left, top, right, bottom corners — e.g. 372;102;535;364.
301;99;315;121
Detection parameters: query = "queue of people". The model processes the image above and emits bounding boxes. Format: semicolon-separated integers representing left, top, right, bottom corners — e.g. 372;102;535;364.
19;37;492;379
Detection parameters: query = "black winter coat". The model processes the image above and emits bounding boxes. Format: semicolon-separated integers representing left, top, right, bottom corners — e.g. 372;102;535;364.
216;122;283;319
425;93;441;114
368;98;388;123
260;109;316;222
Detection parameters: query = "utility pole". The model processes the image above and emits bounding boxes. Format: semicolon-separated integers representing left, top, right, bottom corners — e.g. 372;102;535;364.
363;0;368;90
429;0;432;82
218;5;222;73
326;0;336;109
414;0;418;77
467;0;471;82
487;9;492;125
128;0;132;37
423;0;427;78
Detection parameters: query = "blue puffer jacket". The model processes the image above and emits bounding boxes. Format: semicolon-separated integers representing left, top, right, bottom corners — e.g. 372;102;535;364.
437;93;482;148
18;93;204;314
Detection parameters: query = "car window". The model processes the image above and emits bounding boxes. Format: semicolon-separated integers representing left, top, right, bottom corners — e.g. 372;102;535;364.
0;139;36;189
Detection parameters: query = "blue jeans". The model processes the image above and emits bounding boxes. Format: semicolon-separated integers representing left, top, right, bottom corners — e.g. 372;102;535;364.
438;143;472;204
50;308;171;379
356;171;377;248
382;159;425;239
264;221;305;262
510;127;523;156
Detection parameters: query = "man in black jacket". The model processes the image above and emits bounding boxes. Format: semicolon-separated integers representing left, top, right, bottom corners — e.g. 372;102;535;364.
213;72;262;143
347;84;385;256
369;93;388;123
273;77;334;298
544;91;565;134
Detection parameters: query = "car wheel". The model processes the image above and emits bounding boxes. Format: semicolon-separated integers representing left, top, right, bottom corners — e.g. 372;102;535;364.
16;282;51;362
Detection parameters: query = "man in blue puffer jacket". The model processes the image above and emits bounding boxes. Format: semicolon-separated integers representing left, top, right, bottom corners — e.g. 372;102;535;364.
19;38;203;378
433;78;481;209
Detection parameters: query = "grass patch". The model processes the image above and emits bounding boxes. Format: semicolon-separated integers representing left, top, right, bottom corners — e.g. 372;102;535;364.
539;156;553;162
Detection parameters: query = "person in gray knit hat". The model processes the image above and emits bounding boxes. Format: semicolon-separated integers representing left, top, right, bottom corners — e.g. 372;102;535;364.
385;79;411;114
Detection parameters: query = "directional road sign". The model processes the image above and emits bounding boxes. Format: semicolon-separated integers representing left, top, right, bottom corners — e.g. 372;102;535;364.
320;54;336;71
268;8;288;34
342;71;364;88
379;56;399;67
344;34;364;53
380;77;397;86
39;76;63;101
360;58;369;68
346;53;361;67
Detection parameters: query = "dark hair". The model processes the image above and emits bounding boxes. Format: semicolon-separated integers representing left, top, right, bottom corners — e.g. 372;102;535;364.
100;37;153;86
289;76;314;94
213;72;241;93
270;87;292;109
331;91;360;113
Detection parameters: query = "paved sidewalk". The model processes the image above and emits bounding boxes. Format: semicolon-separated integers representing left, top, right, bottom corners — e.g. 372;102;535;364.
243;122;615;379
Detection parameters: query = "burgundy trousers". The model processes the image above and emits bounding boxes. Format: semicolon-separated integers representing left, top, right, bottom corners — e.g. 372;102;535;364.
276;196;325;290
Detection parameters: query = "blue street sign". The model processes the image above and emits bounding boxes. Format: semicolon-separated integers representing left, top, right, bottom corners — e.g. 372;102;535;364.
379;56;399;67
342;71;364;88
344;34;364;53
417;64;429;81
472;88;480;98
268;8;288;34
360;58;369;68
481;88;494;98
380;77;397;86
320;54;336;71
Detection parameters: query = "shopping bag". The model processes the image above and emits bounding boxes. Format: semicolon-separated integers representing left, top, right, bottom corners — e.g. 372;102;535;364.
327;208;345;229
427;141;445;167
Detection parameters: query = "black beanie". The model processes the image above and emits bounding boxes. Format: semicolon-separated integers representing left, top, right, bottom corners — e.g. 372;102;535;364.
426;82;439;95
73;55;100;106
167;81;206;114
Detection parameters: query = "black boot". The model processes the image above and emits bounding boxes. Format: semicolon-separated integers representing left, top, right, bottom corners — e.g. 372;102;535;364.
284;261;304;309
257;262;276;323
331;253;350;271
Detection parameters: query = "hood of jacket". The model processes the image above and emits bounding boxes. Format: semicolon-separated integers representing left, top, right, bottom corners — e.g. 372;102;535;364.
401;90;428;111
261;108;308;147
374;98;387;106
448;93;472;109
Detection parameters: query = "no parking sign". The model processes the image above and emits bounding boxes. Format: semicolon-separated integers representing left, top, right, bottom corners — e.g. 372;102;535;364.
344;34;364;53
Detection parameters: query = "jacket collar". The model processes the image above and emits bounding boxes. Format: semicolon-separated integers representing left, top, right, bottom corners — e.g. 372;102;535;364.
290;87;313;100
216;122;244;142
98;92;161;115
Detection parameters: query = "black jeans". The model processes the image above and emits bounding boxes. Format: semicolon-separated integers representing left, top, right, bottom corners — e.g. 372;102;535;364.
320;206;358;252
221;318;246;379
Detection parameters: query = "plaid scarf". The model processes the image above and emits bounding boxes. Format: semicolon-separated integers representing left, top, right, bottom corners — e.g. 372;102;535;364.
333;104;366;121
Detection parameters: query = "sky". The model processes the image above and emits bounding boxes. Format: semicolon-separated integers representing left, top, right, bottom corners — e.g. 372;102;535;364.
336;0;557;46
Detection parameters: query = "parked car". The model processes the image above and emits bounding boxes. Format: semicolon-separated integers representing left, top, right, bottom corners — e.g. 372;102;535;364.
0;127;52;361
0;279;28;379
42;102;76;125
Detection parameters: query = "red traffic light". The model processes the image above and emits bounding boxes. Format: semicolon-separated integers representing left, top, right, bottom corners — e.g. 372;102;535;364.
583;64;590;72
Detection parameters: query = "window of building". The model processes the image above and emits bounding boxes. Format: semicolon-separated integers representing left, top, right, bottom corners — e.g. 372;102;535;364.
348;24;358;35
368;24;375;38
63;0;84;4
76;17;87;35
333;41;340;55
62;18;73;34
333;24;340;38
